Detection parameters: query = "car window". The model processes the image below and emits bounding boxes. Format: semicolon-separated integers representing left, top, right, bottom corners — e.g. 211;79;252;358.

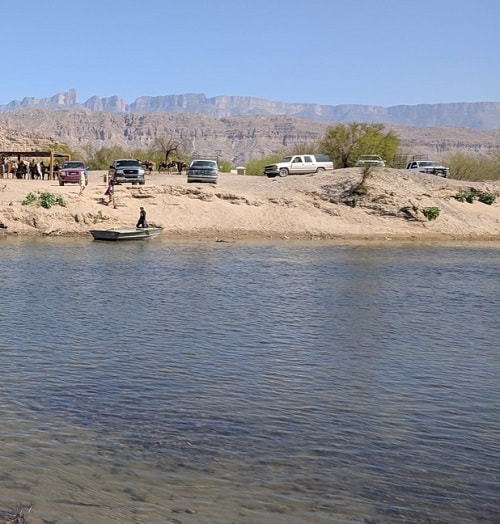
116;160;140;167
192;161;216;168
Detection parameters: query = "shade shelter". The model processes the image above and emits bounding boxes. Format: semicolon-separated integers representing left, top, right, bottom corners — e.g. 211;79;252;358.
0;151;71;180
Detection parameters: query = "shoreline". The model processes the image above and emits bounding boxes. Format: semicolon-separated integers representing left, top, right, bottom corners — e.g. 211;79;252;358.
1;169;499;241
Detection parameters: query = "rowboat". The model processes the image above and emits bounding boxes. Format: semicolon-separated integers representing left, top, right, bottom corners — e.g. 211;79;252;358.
89;227;163;241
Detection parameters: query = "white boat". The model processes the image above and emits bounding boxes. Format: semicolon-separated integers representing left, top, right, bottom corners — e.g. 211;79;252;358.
90;227;163;241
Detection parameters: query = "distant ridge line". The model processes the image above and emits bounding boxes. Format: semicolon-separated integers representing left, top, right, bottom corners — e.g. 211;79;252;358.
0;89;499;130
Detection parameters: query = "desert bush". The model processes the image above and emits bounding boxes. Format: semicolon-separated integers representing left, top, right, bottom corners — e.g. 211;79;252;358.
245;154;284;176
455;190;477;203
218;160;232;173
477;192;496;205
445;151;500;181
22;192;38;205
22;192;66;209
344;197;358;208
422;207;440;221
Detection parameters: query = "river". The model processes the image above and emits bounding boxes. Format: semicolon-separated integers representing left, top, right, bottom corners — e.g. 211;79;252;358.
0;238;498;523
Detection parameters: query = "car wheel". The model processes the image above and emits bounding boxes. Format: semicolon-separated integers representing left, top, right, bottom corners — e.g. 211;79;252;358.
316;167;325;173
279;168;289;177
59;181;64;186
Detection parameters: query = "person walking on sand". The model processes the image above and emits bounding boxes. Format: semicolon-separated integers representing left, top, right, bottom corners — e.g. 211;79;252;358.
136;207;149;228
104;178;116;208
79;170;87;196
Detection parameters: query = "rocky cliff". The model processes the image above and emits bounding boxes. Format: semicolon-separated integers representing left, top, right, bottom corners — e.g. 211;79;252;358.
1;89;498;130
1;109;498;165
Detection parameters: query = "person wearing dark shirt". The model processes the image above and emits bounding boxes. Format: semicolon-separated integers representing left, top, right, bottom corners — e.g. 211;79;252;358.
136;207;148;228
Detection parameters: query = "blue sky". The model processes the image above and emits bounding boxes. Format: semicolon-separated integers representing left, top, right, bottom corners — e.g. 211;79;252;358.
2;0;498;107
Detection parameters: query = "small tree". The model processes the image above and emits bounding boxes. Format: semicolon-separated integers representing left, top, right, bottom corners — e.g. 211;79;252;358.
154;137;180;164
87;146;131;169
319;123;400;168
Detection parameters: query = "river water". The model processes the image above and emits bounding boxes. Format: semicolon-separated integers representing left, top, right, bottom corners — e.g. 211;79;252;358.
0;238;498;524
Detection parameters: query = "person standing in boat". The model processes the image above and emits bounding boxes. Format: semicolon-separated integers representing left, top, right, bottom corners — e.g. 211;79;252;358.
136;207;149;228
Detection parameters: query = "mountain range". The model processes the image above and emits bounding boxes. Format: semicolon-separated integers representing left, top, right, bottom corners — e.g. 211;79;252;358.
1;89;499;130
1;90;499;164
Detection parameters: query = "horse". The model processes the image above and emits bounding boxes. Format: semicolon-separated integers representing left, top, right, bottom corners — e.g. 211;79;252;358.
175;161;187;173
141;161;155;174
158;161;177;173
16;160;29;179
2;160;17;179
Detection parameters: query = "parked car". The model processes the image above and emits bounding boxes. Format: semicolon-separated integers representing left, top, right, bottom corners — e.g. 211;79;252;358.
109;159;145;185
405;160;449;178
264;154;333;177
58;160;88;186
187;159;219;183
355;155;385;167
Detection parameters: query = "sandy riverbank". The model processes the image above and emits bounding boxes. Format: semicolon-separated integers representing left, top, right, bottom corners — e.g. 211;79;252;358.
0;169;499;241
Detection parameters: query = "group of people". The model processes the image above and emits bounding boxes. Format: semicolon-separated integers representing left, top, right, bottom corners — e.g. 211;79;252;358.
103;178;149;228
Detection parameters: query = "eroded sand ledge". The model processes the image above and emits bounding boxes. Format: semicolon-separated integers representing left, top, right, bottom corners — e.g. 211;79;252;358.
0;169;499;241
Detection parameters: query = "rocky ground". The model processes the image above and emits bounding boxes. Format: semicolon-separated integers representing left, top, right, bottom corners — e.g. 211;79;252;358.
0;169;499;241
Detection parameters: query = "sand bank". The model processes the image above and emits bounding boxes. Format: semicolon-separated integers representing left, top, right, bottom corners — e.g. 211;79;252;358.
0;169;499;241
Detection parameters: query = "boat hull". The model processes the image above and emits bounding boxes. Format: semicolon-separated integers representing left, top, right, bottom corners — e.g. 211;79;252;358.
90;227;163;241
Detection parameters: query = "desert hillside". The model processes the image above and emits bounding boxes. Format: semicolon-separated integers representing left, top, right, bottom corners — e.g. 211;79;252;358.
1;110;499;165
1;169;499;240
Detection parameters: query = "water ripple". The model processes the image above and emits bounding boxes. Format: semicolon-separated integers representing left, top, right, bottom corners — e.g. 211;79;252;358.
0;239;499;523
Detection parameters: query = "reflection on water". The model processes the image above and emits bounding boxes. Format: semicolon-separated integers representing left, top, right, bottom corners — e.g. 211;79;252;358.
0;238;499;523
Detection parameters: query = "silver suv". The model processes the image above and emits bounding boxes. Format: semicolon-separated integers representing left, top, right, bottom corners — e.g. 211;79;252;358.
187;159;219;184
109;159;145;185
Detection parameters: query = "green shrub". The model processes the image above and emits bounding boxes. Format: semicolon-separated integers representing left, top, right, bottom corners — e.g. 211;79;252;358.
21;191;66;209
39;192;56;209
422;207;440;221
39;192;66;209
455;190;477;203
22;192;38;205
344;197;358;208
245;154;284;176
477;192;496;205
218;160;232;173
445;151;500;181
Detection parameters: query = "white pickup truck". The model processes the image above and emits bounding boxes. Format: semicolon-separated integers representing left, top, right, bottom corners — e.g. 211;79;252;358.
406;160;450;178
264;154;334;177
